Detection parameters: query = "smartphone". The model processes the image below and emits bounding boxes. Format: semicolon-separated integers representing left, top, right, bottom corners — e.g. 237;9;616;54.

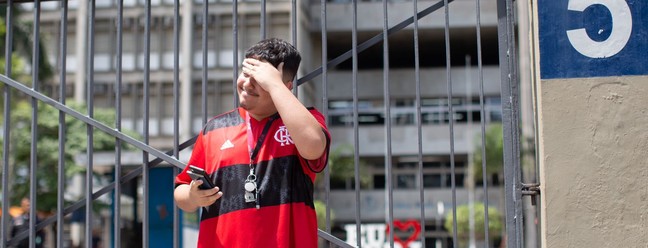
187;165;215;190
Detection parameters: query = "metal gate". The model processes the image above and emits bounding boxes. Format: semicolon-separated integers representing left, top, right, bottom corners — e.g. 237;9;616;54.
0;0;537;247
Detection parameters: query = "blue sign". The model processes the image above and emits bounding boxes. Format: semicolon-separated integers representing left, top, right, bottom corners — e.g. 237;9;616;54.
539;0;648;79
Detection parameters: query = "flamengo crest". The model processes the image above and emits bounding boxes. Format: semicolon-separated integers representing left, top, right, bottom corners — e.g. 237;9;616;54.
274;126;294;146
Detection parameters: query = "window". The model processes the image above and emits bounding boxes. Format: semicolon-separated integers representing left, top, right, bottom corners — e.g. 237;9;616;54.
445;173;465;188
373;175;385;189
364;161;467;189
423;175;442;188
327;97;502;126
396;174;416;189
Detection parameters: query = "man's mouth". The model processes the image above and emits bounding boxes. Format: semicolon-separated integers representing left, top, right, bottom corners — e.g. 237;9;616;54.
242;89;259;97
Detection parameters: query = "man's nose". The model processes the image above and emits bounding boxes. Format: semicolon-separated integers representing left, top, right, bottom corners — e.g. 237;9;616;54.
242;77;256;90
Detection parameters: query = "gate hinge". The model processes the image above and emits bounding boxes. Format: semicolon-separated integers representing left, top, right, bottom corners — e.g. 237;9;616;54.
521;183;540;205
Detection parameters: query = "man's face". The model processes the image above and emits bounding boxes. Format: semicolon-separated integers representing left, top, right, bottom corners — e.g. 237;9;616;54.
236;71;277;119
21;198;30;212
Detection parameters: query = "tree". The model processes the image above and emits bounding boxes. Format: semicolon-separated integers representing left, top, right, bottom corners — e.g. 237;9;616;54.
314;200;335;230
0;5;54;82
444;202;503;247
1;100;140;212
0;18;32;120
471;123;504;184
1;5;61;212
315;143;372;190
1;7;55;124
313;143;371;236
461;123;505;247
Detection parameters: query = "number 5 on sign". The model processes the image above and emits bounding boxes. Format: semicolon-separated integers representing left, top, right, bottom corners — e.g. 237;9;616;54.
566;0;632;58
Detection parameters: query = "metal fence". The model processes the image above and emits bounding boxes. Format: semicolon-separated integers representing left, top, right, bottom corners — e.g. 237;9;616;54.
0;0;536;247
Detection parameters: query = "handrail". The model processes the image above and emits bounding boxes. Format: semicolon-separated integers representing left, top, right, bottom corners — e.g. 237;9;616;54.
318;229;356;248
1;73;355;246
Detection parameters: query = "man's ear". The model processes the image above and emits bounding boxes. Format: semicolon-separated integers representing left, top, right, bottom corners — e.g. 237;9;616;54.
277;62;284;72
285;80;294;90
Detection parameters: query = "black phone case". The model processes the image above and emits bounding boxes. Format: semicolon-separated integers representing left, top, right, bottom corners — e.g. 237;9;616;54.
187;166;215;190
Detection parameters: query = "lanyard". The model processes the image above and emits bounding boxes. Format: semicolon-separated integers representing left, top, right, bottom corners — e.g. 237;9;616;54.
245;112;278;208
246;112;278;163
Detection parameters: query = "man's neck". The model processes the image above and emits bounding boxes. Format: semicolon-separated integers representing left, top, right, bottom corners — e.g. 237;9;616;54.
248;111;278;121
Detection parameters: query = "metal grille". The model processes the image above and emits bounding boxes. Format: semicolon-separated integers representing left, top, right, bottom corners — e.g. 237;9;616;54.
0;0;536;247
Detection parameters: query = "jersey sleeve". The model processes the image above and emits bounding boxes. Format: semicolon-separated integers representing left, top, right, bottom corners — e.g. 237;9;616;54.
302;108;331;173
175;131;206;186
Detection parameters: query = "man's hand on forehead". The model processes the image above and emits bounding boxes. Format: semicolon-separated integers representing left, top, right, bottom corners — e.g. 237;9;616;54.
243;58;282;69
242;58;285;90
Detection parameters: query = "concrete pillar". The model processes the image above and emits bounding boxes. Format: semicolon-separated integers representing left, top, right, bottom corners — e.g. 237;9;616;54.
533;0;648;247
537;77;648;247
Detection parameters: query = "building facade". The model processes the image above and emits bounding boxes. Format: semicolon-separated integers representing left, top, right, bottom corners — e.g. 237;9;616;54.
21;0;504;246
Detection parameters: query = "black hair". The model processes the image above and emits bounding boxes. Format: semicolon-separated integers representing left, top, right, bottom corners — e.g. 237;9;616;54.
244;38;301;82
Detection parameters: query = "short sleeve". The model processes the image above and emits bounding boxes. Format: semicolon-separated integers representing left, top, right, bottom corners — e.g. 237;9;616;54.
175;131;206;187
302;108;331;173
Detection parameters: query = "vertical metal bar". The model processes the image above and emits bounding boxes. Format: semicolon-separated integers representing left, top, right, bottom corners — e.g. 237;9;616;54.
442;0;458;247
261;0;266;39
351;0;362;246
57;1;69;248
114;0;124;247
466;55;476;248
497;0;523;246
157;83;163;136
233;0;239;105
381;0;393;247
320;0;331;237
152;36;167;143
131;81;137;131
530;2;543;246
131;18;139;132
180;0;193;139
85;0;96;247
29;1;42;247
475;0;491;245
412;0;426;246
291;0;298;97
143;0;152;246
75;0;87;104
172;0;181;247
1;1;14;247
202;0;209;124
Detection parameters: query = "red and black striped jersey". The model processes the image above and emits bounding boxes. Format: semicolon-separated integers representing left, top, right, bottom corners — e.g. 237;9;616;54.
175;107;330;248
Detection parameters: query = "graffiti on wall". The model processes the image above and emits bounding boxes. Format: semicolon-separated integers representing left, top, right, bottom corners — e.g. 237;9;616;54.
345;220;422;248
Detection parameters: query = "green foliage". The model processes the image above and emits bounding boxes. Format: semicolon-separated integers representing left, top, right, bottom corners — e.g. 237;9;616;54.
312;145;368;230
0;18;5;37
2;100;141;211
0;54;31;123
1;5;53;123
314;200;335;230
0;53;30;83
471;123;504;182
1;4;54;81
316;143;372;189
444;202;503;241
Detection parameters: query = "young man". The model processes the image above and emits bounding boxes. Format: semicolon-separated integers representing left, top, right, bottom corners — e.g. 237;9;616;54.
174;38;330;247
11;197;45;248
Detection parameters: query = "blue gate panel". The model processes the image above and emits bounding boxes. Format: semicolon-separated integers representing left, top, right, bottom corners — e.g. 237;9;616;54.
149;167;182;247
538;0;648;79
